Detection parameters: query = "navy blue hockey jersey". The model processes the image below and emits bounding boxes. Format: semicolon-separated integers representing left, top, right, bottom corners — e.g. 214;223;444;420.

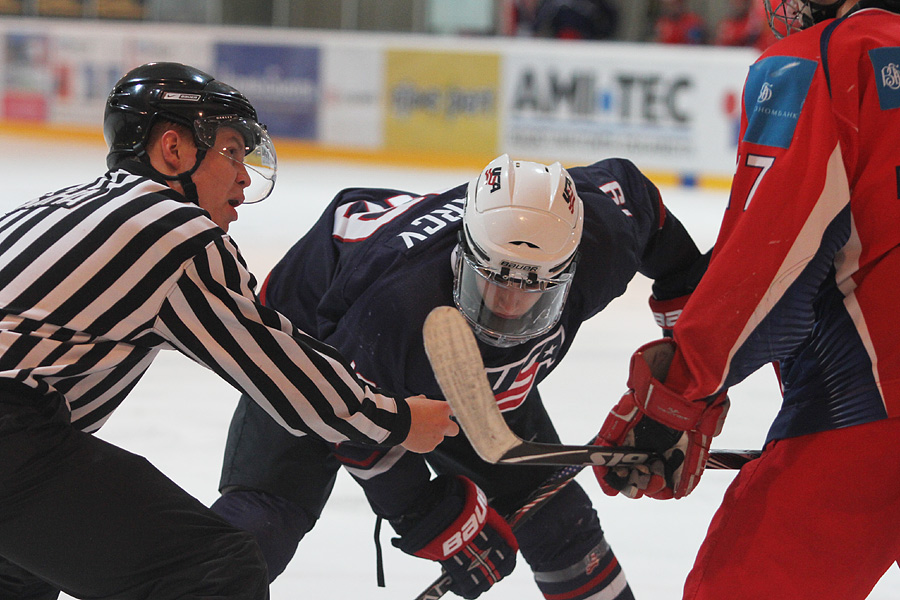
261;159;703;412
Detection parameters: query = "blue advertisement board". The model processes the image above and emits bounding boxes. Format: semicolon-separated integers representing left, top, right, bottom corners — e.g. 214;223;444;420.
214;43;319;140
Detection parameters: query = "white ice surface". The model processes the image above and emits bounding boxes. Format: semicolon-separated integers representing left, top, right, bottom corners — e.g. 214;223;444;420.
5;135;897;599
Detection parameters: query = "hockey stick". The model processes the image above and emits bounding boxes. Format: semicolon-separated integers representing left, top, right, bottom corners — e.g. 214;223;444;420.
422;306;761;469
413;453;757;600
414;306;759;600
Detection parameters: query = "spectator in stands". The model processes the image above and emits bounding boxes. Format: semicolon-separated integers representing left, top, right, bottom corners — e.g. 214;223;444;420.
511;0;619;40
653;0;708;44
714;0;776;50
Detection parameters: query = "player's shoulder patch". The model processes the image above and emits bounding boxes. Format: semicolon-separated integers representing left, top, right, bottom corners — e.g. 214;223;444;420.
742;55;818;149
868;47;900;110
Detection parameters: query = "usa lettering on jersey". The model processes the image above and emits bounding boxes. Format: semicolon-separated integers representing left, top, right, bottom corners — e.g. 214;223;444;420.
488;328;564;411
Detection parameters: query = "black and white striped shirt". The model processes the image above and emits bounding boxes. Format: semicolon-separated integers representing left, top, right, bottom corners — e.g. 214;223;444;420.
0;167;410;445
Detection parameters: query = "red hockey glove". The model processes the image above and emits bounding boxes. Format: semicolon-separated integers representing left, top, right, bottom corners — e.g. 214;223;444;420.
649;293;690;337
391;475;518;599
593;339;729;499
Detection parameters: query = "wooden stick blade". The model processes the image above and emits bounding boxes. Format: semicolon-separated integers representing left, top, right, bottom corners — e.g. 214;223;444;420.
423;307;762;470
423;306;521;463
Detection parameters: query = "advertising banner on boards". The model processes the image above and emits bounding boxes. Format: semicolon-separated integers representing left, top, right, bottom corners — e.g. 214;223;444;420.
0;20;759;183
215;43;320;141
501;43;755;178
319;42;383;149
1;23;213;125
384;49;500;159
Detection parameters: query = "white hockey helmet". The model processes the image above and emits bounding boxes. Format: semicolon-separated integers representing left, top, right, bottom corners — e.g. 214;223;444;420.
453;154;584;347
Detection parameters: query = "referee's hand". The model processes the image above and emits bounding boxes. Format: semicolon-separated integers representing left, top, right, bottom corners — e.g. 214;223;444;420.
401;396;459;453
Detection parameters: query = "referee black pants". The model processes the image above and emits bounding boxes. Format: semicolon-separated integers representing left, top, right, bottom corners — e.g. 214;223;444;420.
0;386;268;600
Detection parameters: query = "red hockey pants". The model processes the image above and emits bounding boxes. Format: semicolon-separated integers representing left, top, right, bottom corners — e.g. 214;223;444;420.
685;417;900;600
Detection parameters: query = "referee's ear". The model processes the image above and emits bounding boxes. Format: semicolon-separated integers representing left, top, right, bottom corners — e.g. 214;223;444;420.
157;129;197;175
149;125;196;176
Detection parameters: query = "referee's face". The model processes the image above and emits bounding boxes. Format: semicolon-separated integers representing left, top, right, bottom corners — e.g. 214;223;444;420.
192;127;252;232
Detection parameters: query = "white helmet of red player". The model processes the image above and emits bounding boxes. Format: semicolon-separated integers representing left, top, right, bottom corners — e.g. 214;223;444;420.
763;0;844;37
453;154;584;348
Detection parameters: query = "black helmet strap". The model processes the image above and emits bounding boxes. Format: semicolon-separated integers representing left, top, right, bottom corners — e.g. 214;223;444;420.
173;147;208;204
176;170;200;204
134;144;208;205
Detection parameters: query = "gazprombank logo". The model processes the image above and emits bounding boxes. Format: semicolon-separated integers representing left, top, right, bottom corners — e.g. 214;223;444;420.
742;56;816;149
869;47;900;110
882;63;900;90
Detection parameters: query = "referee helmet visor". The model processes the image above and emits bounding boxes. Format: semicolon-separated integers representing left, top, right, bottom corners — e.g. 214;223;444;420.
195;115;277;204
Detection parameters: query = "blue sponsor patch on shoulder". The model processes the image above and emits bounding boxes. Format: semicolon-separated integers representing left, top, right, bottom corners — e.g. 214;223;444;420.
743;56;817;149
868;47;900;110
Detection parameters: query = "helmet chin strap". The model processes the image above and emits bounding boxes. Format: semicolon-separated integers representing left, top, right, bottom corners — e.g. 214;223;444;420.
134;144;208;204
173;148;208;204
176;169;200;203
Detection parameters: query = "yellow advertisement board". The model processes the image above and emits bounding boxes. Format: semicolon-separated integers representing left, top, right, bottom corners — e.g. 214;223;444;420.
385;49;499;160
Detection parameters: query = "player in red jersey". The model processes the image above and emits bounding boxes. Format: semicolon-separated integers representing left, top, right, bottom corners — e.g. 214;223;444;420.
594;1;900;598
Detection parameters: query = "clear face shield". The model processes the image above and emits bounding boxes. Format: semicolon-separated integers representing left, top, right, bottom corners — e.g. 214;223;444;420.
452;245;576;348
194;115;277;204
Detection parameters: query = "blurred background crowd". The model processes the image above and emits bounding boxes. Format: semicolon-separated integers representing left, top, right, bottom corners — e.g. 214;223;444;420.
0;0;776;51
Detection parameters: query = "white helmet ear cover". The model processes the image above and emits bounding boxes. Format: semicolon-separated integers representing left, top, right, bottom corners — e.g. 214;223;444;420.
463;154;584;282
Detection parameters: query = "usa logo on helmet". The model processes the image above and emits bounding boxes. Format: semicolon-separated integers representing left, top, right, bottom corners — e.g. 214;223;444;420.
563;177;576;214
485;166;502;193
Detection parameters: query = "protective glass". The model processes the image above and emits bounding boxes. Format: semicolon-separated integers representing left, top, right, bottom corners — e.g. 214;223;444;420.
195;115;277;204
453;246;574;348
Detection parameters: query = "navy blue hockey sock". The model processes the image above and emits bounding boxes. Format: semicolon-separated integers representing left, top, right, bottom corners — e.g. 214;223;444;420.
533;539;634;600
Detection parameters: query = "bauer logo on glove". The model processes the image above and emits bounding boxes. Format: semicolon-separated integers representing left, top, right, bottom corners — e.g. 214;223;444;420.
441;484;489;557
391;475;518;599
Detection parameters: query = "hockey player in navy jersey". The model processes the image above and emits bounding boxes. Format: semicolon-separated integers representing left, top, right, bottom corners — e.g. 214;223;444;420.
211;154;710;599
593;0;900;598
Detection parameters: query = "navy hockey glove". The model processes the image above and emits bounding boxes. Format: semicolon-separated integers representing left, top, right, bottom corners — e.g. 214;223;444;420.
649;248;710;336
649;293;690;337
391;475;518;599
